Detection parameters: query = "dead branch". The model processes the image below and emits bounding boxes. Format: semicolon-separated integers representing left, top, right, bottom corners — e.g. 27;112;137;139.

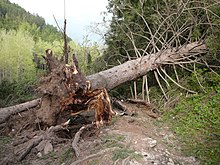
127;99;152;107
112;99;135;116
112;99;129;112
160;67;197;94
154;70;168;100
127;99;160;118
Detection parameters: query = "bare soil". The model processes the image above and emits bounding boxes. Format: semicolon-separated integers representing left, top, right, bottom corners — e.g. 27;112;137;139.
0;103;200;165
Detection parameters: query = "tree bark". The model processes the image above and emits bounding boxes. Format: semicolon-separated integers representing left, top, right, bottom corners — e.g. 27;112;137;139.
0;98;41;124
87;42;207;90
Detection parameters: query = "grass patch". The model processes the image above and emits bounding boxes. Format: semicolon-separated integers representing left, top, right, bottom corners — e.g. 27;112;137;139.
87;159;99;165
0;136;12;146
112;148;142;161
59;147;73;164
111;115;119;125
162;85;220;164
101;134;125;148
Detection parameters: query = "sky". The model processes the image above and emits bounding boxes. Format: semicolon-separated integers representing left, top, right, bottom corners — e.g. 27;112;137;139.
9;0;110;44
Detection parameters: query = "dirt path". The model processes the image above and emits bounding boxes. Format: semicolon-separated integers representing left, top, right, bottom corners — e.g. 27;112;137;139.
0;103;199;165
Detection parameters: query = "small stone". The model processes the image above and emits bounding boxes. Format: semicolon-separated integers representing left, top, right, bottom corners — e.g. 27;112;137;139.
37;152;42;158
129;160;142;165
44;141;53;155
36;140;47;152
141;151;148;156
167;158;174;165
144;137;157;148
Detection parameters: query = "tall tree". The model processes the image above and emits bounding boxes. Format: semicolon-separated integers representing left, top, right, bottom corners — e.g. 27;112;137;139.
102;0;220;100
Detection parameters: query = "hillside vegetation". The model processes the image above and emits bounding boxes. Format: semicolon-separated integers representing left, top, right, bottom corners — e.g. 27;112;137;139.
0;0;101;107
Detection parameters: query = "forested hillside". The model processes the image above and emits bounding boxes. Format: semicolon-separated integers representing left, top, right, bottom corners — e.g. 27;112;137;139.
0;0;101;106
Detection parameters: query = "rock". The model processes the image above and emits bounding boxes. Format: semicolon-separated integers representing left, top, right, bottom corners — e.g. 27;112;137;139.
129;160;142;165
144;137;157;148
36;140;47;152
36;152;42;158
44;140;53;155
167;158;174;165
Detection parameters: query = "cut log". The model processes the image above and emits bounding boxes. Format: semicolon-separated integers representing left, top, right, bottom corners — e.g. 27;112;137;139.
0;98;41;124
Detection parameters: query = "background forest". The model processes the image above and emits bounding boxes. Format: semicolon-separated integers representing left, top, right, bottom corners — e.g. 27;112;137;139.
0;0;220;164
0;0;101;106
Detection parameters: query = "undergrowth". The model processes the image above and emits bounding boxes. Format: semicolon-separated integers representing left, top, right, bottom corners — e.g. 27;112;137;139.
0;78;38;107
162;71;220;165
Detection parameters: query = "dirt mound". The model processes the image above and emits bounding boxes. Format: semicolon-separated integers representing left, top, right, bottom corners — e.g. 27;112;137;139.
0;104;199;165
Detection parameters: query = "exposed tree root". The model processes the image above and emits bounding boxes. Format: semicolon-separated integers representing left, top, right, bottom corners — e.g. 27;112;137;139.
17;125;66;161
18;135;43;161
70;147;119;165
72;124;94;157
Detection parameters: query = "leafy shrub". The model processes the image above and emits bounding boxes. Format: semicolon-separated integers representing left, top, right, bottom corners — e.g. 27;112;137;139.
162;74;220;164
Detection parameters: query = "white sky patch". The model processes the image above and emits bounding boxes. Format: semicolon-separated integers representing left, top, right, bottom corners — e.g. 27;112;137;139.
9;0;110;44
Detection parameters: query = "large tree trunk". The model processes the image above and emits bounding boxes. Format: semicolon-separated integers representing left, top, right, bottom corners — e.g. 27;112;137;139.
0;42;207;125
87;42;207;89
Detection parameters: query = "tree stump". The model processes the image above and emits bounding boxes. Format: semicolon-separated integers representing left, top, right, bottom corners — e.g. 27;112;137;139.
36;49;115;127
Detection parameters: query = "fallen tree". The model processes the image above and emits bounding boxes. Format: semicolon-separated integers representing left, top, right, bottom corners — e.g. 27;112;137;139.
0;42;207;125
87;42;207;90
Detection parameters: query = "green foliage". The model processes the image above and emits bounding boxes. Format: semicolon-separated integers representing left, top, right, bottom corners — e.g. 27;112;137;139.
0;29;38;107
162;74;220;164
0;136;12;146
59;147;73;164
0;29;36;82
104;0;220;68
101;134;125;148
69;41;102;75
0;0;62;42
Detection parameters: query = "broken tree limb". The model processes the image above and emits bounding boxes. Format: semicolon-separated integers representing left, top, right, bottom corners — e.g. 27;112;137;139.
0;98;41;124
127;99;160;118
127;99;152;107
112;99;129;112
112;99;135;116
